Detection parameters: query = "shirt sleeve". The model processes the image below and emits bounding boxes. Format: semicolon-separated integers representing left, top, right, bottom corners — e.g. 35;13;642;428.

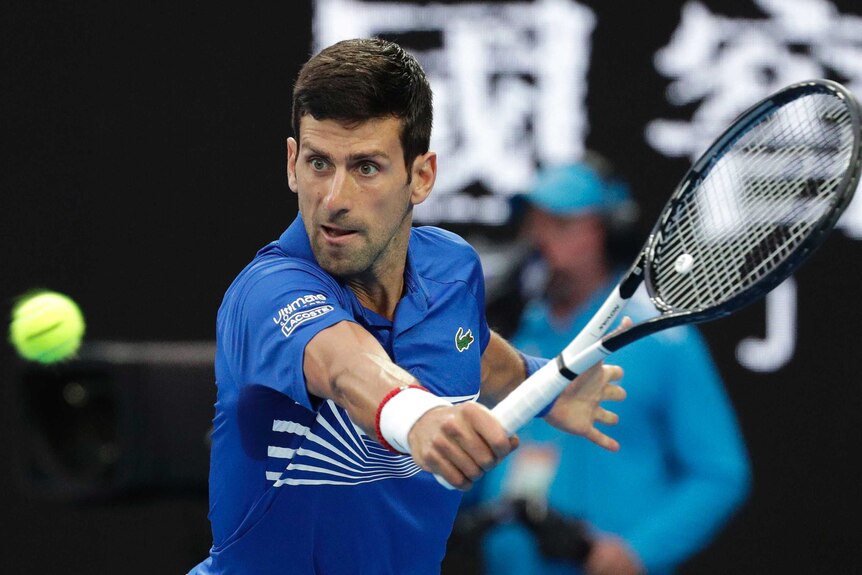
219;259;357;411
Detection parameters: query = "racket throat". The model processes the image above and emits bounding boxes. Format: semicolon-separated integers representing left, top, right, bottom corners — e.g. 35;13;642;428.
555;355;578;380
619;254;646;299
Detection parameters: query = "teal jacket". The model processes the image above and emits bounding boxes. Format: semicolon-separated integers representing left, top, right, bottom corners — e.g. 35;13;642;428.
471;276;751;575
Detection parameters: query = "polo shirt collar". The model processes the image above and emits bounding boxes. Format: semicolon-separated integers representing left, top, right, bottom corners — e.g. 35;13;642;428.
278;214;316;262
278;215;431;321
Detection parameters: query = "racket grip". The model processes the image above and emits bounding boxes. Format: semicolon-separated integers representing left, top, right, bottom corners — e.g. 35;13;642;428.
493;342;611;434
492;361;572;434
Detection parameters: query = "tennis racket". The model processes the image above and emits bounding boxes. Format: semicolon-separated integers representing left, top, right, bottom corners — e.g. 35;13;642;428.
436;79;861;489
492;78;862;434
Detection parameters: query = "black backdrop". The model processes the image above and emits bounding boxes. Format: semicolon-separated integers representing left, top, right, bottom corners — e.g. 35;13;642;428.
2;1;862;573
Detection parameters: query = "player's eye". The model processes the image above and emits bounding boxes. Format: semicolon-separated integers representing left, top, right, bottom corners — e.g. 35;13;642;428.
310;158;328;171
358;162;379;176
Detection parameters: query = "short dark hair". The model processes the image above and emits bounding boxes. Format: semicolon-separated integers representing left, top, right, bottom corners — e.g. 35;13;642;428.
291;38;433;171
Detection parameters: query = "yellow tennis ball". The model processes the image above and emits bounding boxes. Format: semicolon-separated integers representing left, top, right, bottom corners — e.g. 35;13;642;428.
9;290;86;364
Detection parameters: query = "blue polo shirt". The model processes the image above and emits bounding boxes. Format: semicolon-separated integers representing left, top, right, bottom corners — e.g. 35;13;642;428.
190;215;491;575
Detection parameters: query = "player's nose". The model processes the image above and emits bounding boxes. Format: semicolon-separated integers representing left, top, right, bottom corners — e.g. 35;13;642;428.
324;169;354;213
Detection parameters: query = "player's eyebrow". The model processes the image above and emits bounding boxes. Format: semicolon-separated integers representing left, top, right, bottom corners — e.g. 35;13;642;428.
301;144;390;163
347;149;389;163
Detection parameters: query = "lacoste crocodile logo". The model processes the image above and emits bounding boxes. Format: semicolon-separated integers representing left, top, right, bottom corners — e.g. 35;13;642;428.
455;327;474;352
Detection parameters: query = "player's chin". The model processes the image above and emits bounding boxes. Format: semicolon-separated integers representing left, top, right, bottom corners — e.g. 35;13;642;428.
318;258;358;278
316;250;369;278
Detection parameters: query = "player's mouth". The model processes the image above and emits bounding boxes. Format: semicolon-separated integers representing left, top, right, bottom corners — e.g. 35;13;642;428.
321;224;358;245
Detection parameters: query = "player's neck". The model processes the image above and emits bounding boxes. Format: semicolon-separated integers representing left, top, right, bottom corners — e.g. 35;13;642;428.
347;220;412;320
347;246;409;321
349;274;405;320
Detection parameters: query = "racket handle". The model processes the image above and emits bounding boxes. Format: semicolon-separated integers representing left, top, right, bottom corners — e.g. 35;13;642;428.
492;361;572;434
494;342;610;434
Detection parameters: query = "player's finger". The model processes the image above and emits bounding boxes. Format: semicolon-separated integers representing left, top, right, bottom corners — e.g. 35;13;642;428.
594;407;619;426
436;418;492;479
607;315;633;337
461;404;513;464
603;383;626;402
586;427;620;452
603;364;624;383
454;442;492;478
428;452;472;491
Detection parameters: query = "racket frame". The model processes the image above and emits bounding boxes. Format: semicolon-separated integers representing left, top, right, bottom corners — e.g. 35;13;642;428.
509;78;862;424
637;79;862;346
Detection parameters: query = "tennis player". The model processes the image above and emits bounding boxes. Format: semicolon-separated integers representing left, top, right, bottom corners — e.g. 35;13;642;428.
188;38;625;575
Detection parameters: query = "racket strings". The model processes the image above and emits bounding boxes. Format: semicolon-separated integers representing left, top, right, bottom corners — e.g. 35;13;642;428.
651;91;855;311
664;100;844;306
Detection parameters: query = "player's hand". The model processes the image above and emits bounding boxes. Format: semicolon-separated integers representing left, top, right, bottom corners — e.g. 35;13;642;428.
407;402;518;491
543;361;625;452
584;535;644;575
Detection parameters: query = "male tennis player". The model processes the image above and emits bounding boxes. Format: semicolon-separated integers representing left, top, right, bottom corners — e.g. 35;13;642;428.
188;38;625;575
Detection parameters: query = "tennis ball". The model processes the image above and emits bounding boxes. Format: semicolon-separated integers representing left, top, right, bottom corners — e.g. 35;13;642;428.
9;290;86;364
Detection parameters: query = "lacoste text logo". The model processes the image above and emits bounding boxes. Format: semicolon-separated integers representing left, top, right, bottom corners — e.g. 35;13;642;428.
455;327;474;352
273;294;334;338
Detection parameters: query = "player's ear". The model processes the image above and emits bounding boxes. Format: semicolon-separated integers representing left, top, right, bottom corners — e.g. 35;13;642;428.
410;151;436;206
287;137;299;193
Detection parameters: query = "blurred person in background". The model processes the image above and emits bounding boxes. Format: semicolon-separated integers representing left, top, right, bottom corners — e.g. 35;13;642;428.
445;153;751;575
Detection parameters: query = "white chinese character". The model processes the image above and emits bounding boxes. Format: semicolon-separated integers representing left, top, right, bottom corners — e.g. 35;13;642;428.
648;0;862;239
313;0;595;225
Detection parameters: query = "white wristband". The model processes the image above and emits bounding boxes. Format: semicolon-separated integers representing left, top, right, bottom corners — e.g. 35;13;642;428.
377;386;451;454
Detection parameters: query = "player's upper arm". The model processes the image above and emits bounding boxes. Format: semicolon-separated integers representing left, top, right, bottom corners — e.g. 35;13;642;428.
221;259;354;410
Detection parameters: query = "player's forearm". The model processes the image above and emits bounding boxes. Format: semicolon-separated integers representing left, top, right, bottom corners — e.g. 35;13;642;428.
479;331;529;406
303;320;418;434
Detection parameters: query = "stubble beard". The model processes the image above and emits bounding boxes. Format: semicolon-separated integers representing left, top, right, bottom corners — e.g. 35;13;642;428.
308;212;410;282
312;230;374;279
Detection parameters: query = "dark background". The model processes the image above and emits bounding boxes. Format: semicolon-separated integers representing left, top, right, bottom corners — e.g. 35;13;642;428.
2;1;861;573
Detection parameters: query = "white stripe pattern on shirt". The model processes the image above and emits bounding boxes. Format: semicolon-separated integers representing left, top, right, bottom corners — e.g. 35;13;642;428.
266;393;478;487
